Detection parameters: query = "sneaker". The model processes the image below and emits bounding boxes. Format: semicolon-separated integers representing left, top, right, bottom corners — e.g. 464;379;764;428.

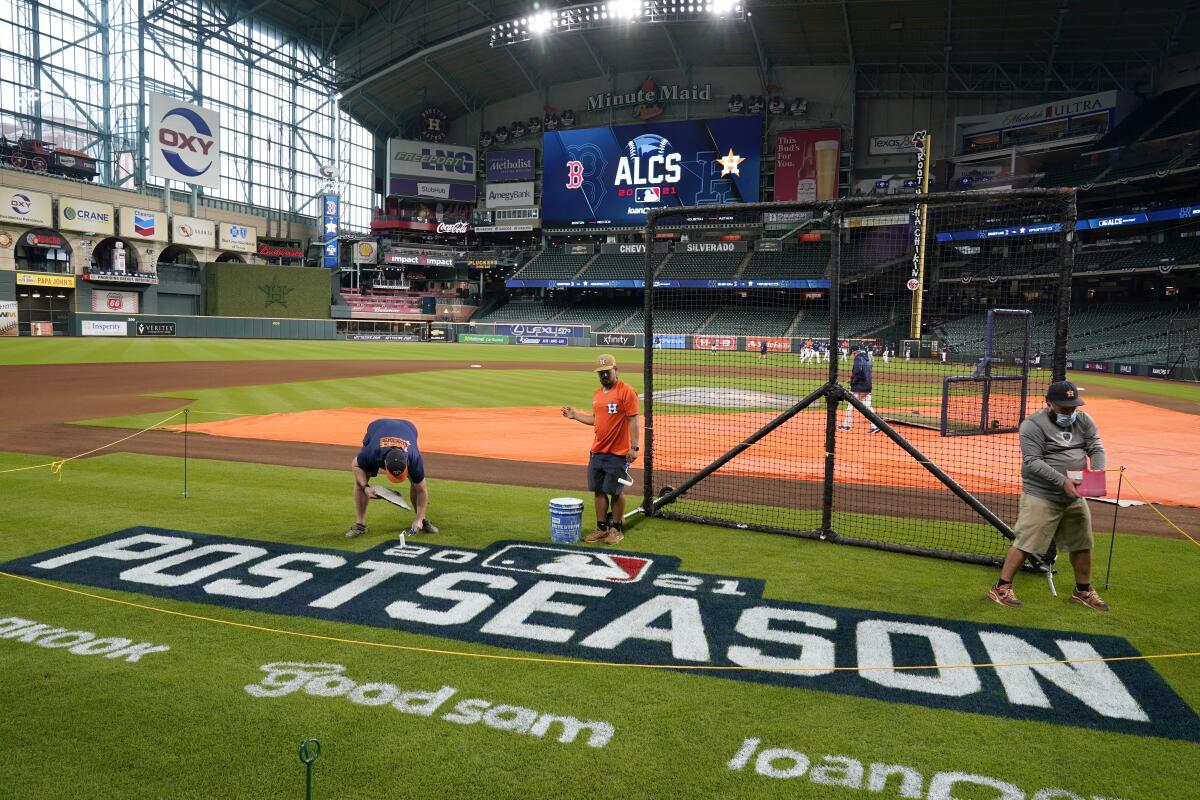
869;427;880;434
836;425;850;431
602;528;625;545
987;583;1022;608
422;520;440;534
583;525;609;543
1071;587;1109;612
344;522;368;539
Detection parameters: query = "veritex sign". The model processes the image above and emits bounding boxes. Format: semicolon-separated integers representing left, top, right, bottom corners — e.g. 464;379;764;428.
5;527;1196;743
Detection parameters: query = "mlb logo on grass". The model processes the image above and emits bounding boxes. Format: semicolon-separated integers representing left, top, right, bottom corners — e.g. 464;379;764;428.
480;544;652;583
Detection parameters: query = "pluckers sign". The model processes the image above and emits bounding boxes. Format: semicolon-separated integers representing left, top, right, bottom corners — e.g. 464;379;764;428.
148;93;221;190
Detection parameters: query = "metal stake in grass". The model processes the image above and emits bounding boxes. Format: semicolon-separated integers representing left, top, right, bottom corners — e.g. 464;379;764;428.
1104;466;1125;589
298;738;321;800
182;408;189;498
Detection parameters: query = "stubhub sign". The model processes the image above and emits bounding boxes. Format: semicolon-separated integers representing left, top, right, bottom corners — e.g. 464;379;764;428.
4;527;1197;743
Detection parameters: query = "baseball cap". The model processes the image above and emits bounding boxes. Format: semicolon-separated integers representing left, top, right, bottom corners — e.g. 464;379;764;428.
594;354;617;372
383;447;408;482
1046;380;1085;407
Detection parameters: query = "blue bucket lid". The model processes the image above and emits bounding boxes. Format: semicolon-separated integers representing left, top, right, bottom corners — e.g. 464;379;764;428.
548;497;584;510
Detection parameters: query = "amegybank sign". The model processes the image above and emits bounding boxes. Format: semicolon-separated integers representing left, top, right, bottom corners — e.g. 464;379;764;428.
486;182;535;209
5;527;1197;743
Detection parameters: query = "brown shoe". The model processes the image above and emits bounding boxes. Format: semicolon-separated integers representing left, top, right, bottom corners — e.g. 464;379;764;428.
1071;587;1109;612
344;522;368;539
987;583;1022;608
582;525;608;543
602;528;624;545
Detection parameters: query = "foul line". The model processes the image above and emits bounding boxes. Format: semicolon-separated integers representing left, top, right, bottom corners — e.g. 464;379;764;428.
0;410;187;478
3;571;1198;673
1110;468;1199;547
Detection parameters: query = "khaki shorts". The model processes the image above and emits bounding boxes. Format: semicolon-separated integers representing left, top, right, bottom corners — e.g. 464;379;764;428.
1012;493;1093;554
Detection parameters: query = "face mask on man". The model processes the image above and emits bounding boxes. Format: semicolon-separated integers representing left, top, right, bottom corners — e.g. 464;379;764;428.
1054;410;1078;427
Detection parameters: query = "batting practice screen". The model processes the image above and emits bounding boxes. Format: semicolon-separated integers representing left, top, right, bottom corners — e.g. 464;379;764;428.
639;189;1076;566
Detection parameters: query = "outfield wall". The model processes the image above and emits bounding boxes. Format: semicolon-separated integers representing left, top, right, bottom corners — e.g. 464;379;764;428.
71;312;335;339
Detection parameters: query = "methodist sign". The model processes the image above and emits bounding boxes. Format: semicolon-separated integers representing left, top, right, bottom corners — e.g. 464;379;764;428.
148;92;222;189
6;527;1197;742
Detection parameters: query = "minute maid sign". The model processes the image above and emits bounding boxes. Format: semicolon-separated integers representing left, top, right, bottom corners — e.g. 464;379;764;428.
5;527;1198;743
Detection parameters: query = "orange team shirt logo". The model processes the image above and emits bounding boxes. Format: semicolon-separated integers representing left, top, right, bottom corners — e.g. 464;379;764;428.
591;382;638;455
380;436;411;449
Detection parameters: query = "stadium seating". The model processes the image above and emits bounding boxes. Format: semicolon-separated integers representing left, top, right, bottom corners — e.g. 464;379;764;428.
577;253;665;280
475;298;557;323
549;299;641;331
701;305;798;336
1103;239;1200;271
511;247;591;279
842;236;908;278
740;246;829;278
618;303;717;334
655;252;746;279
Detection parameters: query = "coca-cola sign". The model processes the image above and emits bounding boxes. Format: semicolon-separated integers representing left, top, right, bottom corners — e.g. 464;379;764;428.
436;221;471;235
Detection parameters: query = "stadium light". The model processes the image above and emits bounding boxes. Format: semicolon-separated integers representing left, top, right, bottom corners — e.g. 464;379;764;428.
607;0;640;20
711;0;737;15
491;0;743;46
529;10;554;34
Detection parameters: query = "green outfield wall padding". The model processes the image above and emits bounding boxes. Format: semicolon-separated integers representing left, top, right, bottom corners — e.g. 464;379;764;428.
206;262;332;319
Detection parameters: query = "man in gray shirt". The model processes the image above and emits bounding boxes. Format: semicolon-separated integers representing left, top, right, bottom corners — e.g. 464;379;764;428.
988;381;1110;611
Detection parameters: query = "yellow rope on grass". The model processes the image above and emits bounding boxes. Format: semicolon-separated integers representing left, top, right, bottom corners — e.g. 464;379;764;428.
0;409;187;478
1109;468;1199;547
2;571;1198;672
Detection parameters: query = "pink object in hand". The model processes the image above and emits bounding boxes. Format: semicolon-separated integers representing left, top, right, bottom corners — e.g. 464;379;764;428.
1068;469;1107;497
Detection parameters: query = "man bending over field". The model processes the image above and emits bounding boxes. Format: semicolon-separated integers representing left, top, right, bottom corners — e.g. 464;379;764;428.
561;354;640;545
346;418;433;539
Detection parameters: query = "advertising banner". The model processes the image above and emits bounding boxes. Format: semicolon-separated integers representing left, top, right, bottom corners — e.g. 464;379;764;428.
387;177;477;203
514;335;569;346
136;321;176;336
495;323;587;339
58;198;115;235
595;332;638;348
16;272;75;289
565;243;594;255
599;242;671;255
1;186;53;227
119;207;168;242
542;116;762;226
322;195;339;268
693;335;737;351
652;334;687;349
0;300;16;337
869;135;920;155
485;148;536;182
459;333;511;344
171;215;216;248
352;240;378;264
389;137;476;181
148;92;221;189
682;241;747;253
90;290;139;313
82;319;128;336
744;336;792;353
774;128;841;203
1148;365;1175;379
485;182;535;209
755;239;782;252
217;222;257;253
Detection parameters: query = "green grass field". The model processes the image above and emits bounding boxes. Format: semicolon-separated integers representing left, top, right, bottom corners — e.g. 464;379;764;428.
2;339;1198;800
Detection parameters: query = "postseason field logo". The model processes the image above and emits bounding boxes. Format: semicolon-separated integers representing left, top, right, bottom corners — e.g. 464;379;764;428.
4;527;1198;743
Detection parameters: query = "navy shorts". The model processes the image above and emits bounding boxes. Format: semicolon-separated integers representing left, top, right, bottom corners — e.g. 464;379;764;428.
588;452;629;496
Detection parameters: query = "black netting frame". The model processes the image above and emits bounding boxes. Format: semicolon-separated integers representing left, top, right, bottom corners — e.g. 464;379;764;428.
640;189;1077;568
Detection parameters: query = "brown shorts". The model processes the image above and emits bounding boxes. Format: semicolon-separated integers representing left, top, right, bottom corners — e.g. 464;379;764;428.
1012;493;1093;554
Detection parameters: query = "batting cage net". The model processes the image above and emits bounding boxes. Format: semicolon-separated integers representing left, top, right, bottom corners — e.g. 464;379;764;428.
1166;317;1200;381
640;189;1076;566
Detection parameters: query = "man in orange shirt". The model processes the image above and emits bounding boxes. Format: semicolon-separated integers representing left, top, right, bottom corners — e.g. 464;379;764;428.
561;353;640;545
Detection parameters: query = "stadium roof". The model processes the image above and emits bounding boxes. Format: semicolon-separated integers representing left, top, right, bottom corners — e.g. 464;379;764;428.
206;0;1199;135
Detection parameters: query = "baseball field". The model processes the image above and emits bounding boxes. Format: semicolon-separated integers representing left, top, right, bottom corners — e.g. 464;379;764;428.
1;337;1198;800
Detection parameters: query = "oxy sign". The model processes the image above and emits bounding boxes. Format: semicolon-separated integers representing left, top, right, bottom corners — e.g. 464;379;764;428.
149;93;222;189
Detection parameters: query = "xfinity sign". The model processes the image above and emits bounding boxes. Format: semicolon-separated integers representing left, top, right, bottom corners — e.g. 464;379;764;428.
5;527;1198;742
148;93;221;189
